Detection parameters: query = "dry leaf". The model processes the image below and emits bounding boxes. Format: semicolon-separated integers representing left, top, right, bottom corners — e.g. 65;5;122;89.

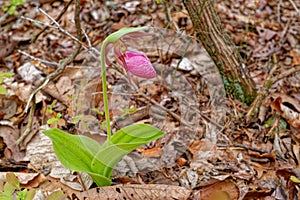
72;184;191;200
193;180;239;200
256;27;277;41
270;93;300;129
0;125;25;161
171;11;193;30
136;147;163;158
290;50;300;66
17;62;43;83
0;172;43;185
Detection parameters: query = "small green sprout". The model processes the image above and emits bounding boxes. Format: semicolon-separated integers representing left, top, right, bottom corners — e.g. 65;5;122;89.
2;0;25;15
120;107;137;119
46;100;65;128
290;175;300;184
0;172;36;200
47;113;65;128
0;72;14;95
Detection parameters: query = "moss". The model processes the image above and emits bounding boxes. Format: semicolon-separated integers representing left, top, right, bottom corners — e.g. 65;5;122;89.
221;73;254;105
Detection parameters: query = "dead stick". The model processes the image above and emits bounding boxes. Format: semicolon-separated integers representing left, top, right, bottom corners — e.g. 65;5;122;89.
245;54;279;123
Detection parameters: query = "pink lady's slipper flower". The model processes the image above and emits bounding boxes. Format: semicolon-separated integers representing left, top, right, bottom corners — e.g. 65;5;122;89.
119;51;156;79
104;28;156;80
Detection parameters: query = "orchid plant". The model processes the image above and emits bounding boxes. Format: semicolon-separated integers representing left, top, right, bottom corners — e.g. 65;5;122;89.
43;27;163;186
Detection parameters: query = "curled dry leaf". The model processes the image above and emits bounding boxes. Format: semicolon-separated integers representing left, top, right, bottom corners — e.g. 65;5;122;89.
270;93;300;129
171;11;193;31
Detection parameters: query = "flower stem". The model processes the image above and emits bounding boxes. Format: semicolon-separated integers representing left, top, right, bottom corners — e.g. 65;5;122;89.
99;26;149;141
100;40;111;141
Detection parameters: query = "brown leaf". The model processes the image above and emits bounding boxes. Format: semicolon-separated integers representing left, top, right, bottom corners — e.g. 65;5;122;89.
195;180;239;200
176;157;188;167
0;125;25;161
0;96;17;119
171;11;193;31
271;93;300;128
252;41;280;58
256;27;277;41
136;147;163;158
0;38;18;60
290;50;300;66
72;184;191;200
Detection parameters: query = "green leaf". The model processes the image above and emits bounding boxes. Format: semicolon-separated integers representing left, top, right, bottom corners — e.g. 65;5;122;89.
44;124;163;187
8;6;16;15
16;189;26;200
2;182;14;197
43;128;112;186
0;195;13;200
25;189;35;200
290;175;300;183
46;190;64;200
0;72;14;78
2;6;8;12
43;128;101;173
6;173;19;190
0;86;7;95
91;124;163;179
84;171;111;187
47;117;57;125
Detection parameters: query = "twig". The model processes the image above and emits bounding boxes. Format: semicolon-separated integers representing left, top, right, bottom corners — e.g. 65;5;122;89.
18;0;83;145
38;8;88;51
245;54;279;123
17;50;59;66
190;106;224;130
82;28;92;48
272;64;300;83
20;16;58;29
21;11;99;60
16;96;36;145
277;0;282;22
74;0;82;41
289;0;300;15
246;58;300;124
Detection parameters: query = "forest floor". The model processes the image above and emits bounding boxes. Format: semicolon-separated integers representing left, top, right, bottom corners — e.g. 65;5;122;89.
1;0;300;199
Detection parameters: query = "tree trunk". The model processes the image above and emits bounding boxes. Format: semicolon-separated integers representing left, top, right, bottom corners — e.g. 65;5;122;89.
182;0;256;104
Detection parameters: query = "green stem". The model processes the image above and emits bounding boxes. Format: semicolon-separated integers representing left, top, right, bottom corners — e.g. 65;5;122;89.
99;26;149;141
100;40;111;141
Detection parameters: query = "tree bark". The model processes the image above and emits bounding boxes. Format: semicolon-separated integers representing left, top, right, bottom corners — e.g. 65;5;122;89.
182;0;256;104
